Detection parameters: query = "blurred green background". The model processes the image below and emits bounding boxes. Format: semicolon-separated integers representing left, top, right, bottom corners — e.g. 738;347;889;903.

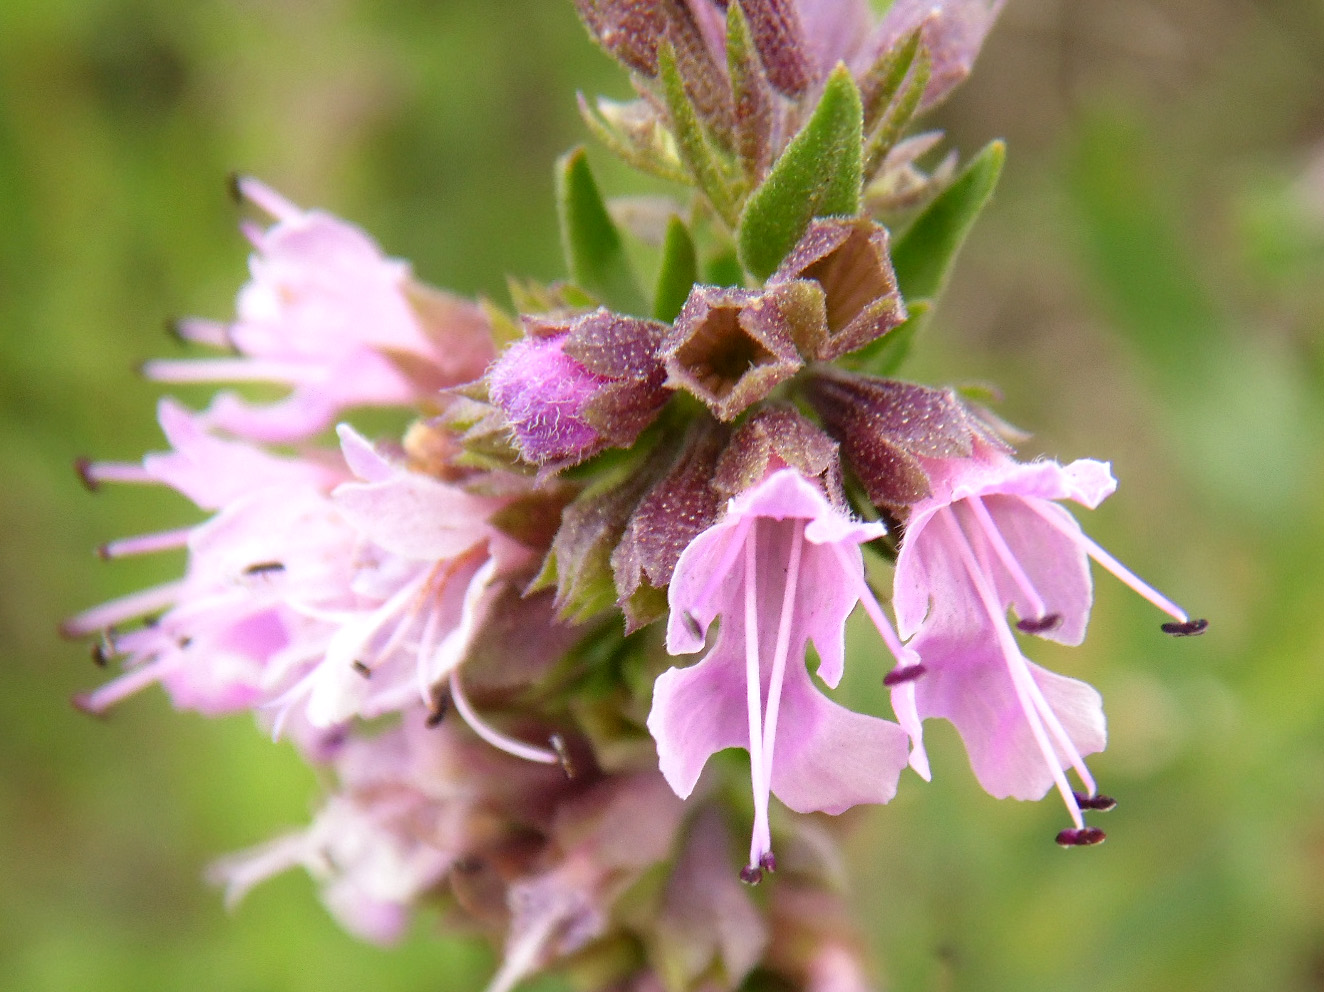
2;1;1323;990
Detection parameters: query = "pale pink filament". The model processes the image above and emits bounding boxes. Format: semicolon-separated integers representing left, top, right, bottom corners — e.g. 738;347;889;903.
826;540;931;780
448;669;559;766
759;521;805;831
744;522;771;869
1024;500;1190;622
962;496;1049;621
100;526;193;559
940;510;1091;827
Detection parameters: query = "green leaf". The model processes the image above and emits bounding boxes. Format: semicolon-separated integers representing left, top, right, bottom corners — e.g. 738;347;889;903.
725;0;772;186
862;44;931;179
555;146;645;314
892;139;1004;302
737;64;863;281
859;27;922;133
657;41;741;228
653;215;698;323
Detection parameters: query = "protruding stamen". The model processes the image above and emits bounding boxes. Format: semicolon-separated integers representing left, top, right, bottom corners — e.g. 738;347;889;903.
549;733;576;780
1055;826;1106;847
62;580;184;638
71;693;107;717
1025;501;1193;623
143;357;313;385
1161;618;1208;637
1016;614;1062;634
1073;791;1117;811
75;459;153;489
827;540;931;780
883;663;927;687
448;670;558;765
964;497;1049;620
739;865;764;885
758;851;777;874
170;318;235;351
233;176;300;221
743;524;771;869
942;511;1090;826
99;527;193;560
760;522;804;801
91;630;117;667
226;171;244;205
351;660;372;679
75;457;100;492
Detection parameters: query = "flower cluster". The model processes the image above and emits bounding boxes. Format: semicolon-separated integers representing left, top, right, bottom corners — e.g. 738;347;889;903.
66;3;1205;991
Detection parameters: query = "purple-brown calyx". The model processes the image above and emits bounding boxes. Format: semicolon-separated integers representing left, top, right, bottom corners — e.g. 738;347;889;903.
1161;618;1208;637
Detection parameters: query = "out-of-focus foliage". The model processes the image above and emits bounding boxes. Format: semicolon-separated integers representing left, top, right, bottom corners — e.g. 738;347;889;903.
2;2;1322;991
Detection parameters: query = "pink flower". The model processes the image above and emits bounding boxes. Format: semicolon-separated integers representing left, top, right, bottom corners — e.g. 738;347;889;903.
648;468;913;879
893;446;1205;841
66;402;352;717
146;178;493;443
211;712;579;944
71;407;567;770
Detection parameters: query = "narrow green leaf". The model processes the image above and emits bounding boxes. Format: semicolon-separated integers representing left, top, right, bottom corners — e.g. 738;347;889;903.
654;215;698;323
555;146;645;314
859;28;922;133
657;41;741;228
736;64;863;281
725;1;772;186
892;139;1004;302
576;93;689;186
862;45;932;179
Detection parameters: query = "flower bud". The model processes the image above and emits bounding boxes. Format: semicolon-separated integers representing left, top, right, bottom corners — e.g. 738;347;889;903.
488;309;669;469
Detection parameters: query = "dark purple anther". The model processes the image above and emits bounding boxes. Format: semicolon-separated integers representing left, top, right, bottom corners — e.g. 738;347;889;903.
758;851;777;874
74;457;100;493
739;865;764;885
91;642;109;667
1055;826;1106;848
1016;614;1062;634
351;660;372;679
1073;792;1117;812
1161;618;1208;637
243;561;286;576
883;663;927;687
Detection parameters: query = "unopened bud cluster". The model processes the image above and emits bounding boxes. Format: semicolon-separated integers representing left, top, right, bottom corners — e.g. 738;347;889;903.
64;4;1205;992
